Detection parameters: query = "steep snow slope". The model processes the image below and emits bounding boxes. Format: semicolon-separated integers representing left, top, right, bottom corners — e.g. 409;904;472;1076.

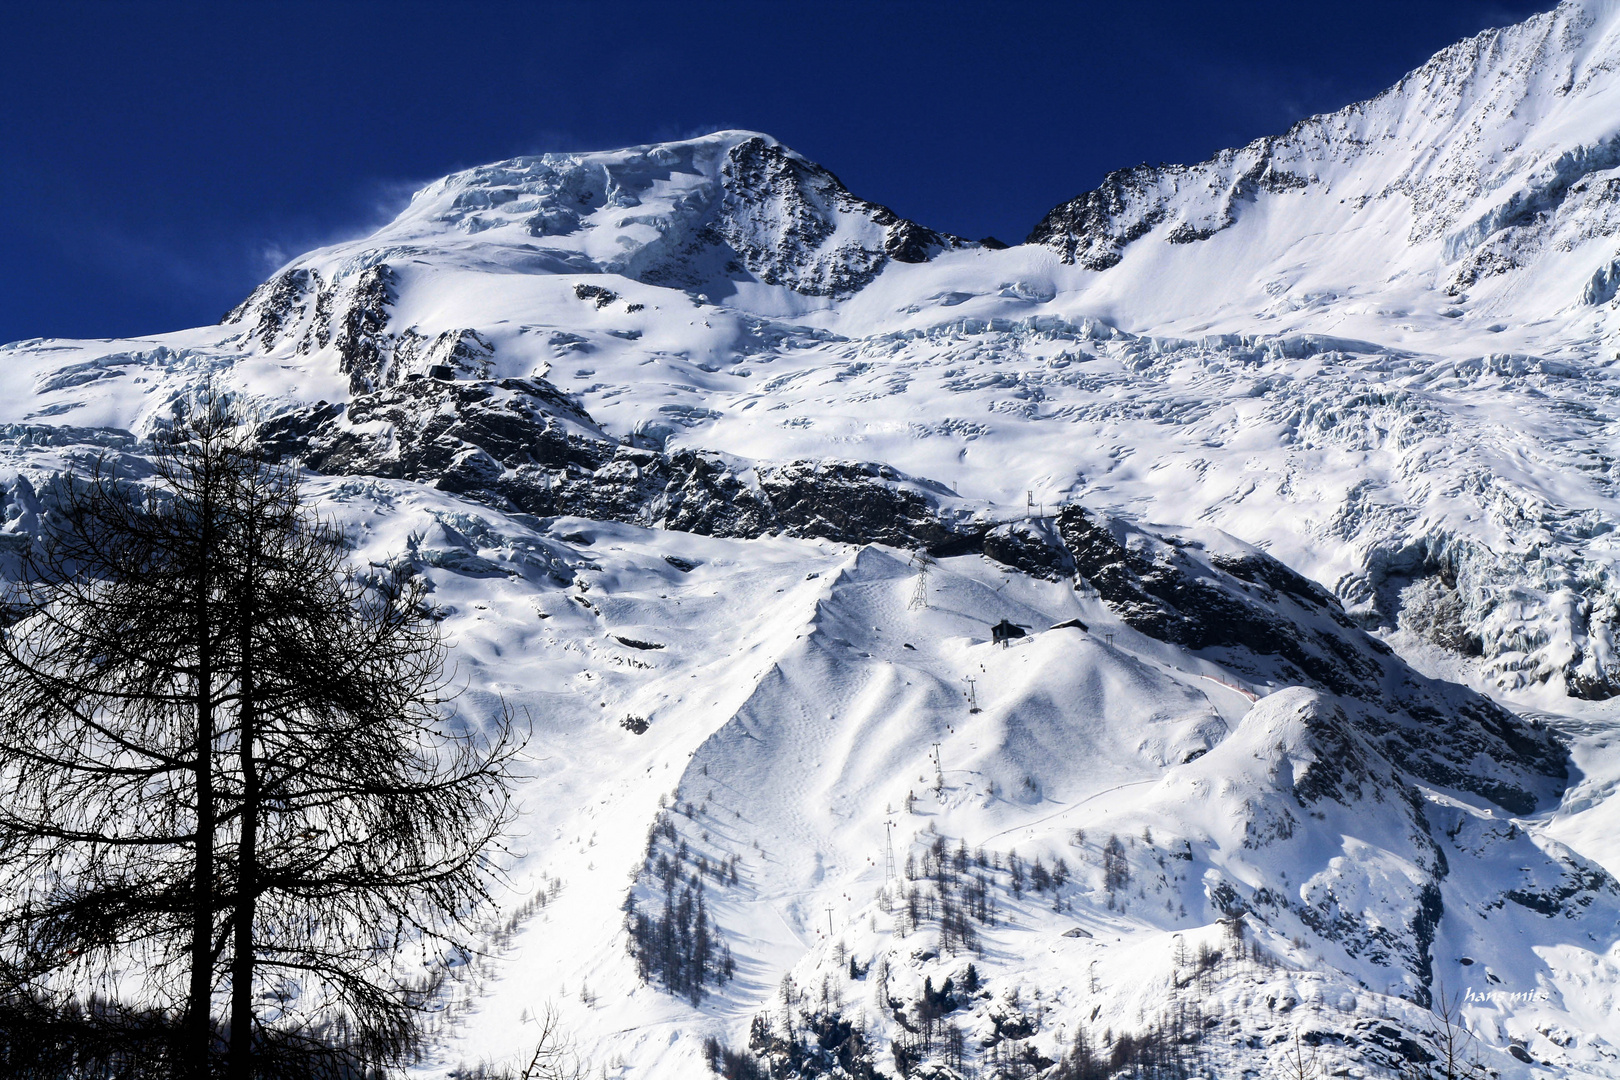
1030;0;1620;338
286;498;1616;1080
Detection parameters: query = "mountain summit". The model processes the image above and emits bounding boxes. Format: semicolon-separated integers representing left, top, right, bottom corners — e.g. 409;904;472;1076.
286;130;971;303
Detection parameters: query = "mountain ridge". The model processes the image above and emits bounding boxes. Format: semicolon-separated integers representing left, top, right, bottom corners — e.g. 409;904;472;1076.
1028;0;1620;331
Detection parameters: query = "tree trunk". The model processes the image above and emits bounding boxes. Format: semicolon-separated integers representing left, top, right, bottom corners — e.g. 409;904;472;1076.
229;527;260;1080
189;483;216;1079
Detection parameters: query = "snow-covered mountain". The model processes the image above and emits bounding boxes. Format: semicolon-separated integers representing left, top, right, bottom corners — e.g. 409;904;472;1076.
8;1;1620;1076
1028;0;1620;321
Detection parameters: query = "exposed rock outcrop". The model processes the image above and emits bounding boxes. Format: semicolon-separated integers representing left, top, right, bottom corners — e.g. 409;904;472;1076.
1055;505;1564;813
253;377;986;553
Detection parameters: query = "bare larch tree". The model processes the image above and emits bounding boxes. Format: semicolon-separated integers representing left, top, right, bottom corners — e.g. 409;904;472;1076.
0;395;520;1078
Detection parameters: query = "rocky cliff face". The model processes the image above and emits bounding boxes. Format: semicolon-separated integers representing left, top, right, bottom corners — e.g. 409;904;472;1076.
703;136;969;296
255;372;981;551
1027;151;1308;271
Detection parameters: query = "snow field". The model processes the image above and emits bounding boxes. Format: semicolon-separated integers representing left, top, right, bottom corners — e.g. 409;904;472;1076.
268;484;1619;1077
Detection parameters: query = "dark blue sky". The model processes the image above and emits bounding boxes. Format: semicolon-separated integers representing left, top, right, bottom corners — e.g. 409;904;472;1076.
0;0;1552;344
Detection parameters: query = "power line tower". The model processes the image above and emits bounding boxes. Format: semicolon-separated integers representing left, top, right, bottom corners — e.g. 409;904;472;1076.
963;676;981;714
883;817;897;885
908;550;934;610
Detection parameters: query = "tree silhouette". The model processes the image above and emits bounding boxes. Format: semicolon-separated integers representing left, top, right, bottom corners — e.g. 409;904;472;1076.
0;394;519;1078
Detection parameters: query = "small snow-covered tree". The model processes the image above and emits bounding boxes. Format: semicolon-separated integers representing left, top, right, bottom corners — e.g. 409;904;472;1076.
1103;834;1131;906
